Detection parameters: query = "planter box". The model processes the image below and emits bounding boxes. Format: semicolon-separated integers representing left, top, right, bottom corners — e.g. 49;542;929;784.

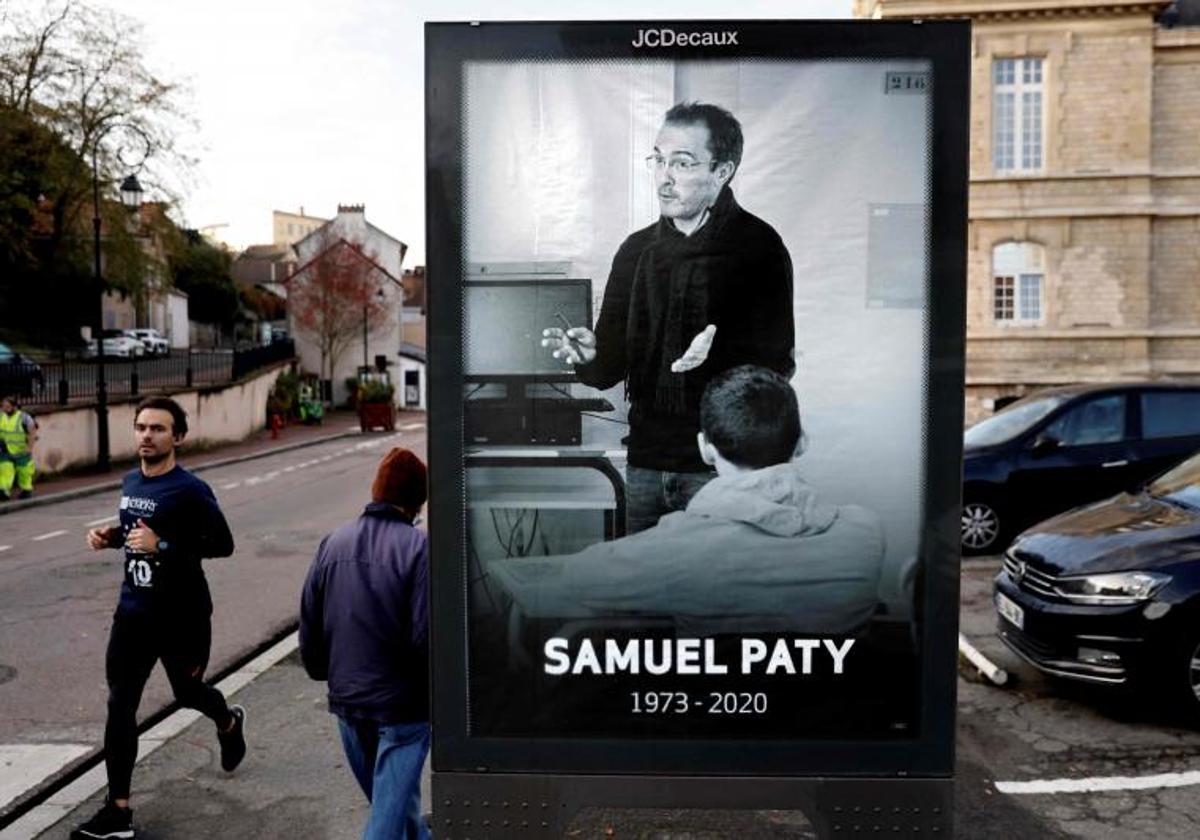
358;402;396;432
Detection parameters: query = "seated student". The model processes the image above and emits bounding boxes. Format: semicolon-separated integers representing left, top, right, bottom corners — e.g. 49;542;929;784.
497;364;885;636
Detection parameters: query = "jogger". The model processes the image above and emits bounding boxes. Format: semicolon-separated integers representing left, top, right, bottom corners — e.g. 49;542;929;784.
73;396;246;840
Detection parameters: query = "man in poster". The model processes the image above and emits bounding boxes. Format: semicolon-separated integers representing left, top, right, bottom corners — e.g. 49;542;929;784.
542;102;795;533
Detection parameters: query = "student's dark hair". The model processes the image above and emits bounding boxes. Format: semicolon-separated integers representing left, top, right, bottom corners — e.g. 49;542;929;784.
135;396;188;438
664;101;744;179
700;365;800;469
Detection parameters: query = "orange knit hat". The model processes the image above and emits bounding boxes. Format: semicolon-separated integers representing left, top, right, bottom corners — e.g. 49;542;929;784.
370;447;428;511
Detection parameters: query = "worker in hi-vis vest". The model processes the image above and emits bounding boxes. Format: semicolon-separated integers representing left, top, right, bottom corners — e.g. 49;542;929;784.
0;395;38;500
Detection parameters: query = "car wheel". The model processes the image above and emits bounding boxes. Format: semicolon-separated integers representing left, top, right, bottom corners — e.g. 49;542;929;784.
1166;630;1200;724
961;497;1004;556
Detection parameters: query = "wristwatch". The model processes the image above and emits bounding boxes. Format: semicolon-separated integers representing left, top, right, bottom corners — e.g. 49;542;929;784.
158;539;170;552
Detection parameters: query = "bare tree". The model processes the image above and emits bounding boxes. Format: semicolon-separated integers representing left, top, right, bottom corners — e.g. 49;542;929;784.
1;0;197;332
0;1;196;225
288;233;393;391
0;0;71;115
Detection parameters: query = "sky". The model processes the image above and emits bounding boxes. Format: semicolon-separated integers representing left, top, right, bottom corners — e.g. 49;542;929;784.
103;0;854;265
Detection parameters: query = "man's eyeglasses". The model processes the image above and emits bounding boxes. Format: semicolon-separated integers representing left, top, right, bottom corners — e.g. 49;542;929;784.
644;154;714;175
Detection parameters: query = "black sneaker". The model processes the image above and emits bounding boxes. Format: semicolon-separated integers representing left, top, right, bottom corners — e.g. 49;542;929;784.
17;489;31;499
218;704;247;771
71;800;134;839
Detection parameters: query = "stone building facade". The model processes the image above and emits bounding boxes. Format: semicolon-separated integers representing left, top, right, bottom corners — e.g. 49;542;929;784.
857;0;1200;423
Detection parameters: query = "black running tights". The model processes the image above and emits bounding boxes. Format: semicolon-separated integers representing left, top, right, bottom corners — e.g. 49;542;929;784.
103;609;233;800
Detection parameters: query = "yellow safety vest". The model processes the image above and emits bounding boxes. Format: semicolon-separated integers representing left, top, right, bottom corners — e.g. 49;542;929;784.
0;411;31;457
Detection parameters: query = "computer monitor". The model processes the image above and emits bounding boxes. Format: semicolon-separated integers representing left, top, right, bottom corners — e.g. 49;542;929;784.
464;279;592;383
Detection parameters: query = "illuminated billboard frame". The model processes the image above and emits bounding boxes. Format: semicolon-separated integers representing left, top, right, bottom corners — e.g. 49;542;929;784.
427;19;968;836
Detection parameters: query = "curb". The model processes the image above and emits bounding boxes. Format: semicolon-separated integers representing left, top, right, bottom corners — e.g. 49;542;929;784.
0;427;364;517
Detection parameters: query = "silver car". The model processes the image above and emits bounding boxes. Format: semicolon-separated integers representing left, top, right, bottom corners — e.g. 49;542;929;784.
125;328;170;355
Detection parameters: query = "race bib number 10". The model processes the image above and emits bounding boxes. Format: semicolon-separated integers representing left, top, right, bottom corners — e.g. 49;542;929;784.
126;556;156;588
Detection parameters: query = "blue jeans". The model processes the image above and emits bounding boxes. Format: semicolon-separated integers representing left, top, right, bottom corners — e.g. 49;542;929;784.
337;717;431;840
624;465;716;534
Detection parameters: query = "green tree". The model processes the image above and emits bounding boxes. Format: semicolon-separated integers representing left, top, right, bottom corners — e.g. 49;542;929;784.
0;104;92;345
168;231;239;327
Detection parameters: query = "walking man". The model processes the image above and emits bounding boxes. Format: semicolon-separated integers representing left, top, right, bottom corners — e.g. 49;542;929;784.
300;447;431;840
0;395;38;500
73;396;245;839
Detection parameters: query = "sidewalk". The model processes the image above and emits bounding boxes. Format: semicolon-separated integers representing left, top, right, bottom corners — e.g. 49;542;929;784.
11;643;815;840
2;642;1039;840
1;410;427;515
8;638;378;840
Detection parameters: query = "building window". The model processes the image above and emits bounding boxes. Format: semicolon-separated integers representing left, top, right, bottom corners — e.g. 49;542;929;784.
993;242;1044;325
992;57;1043;173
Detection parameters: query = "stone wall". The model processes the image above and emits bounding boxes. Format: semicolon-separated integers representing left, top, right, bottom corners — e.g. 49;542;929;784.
32;363;288;475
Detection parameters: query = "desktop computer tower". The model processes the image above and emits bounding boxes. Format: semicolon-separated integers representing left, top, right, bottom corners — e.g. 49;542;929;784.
465;398;582;446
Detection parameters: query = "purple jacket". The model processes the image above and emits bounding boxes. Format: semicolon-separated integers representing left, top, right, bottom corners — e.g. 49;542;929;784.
299;503;429;724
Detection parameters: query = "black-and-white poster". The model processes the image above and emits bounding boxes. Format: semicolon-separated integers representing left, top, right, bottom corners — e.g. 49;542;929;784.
428;21;967;778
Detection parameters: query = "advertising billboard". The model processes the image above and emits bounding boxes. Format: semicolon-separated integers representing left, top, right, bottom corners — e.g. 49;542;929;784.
427;19;969;835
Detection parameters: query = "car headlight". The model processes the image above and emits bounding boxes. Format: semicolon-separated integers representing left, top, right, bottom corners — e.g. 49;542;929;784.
1053;571;1171;605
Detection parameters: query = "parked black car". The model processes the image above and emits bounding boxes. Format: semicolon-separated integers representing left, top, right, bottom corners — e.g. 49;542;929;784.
962;382;1200;554
0;341;44;400
993;450;1200;718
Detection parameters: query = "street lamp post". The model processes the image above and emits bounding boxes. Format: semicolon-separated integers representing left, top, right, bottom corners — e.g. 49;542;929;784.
362;286;385;372
362;297;369;372
91;129;146;472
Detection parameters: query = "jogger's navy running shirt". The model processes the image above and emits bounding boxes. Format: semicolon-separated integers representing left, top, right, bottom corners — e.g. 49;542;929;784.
116;465;234;615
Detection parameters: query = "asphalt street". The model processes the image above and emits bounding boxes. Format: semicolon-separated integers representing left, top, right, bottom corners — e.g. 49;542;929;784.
0;423;427;814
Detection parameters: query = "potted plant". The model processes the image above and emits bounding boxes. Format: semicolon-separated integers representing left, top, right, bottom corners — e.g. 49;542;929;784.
265;370;302;435
357;379;396;432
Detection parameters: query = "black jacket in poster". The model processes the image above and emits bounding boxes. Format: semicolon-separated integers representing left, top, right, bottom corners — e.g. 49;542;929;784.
576;185;795;472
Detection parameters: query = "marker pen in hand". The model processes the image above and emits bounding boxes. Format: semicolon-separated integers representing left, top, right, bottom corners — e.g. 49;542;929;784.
555;311;583;358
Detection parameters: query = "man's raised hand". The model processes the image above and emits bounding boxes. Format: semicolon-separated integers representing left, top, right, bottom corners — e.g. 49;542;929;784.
540;326;597;366
125;519;160;554
671;324;717;373
86;526;121;551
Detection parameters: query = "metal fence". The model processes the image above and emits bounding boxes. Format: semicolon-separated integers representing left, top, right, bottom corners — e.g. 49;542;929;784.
0;340;295;409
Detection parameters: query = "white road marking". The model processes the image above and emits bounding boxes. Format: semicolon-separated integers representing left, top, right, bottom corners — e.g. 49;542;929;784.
85;516;117;527
282;465;296;473
400;422;425;430
220;481;241;490
0;744;93;811
31;530;67;542
996;769;1200;795
0;546;11;553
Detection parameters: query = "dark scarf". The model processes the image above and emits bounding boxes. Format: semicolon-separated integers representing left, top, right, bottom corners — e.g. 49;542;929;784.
627;186;740;415
362;501;415;525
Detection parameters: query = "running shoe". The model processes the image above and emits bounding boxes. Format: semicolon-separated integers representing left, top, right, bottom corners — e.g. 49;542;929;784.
218;704;247;771
71;800;134;839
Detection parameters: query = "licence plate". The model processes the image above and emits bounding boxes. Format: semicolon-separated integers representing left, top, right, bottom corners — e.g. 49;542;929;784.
996;591;1025;630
